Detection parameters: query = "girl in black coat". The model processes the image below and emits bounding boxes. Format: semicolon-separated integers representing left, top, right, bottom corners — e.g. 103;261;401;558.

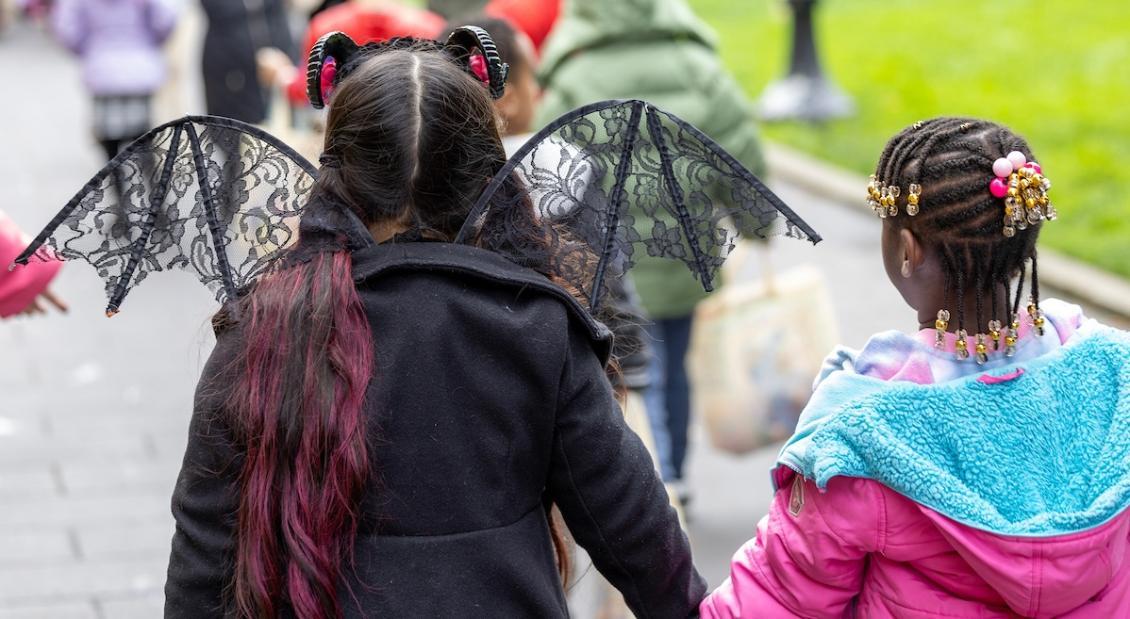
164;36;705;618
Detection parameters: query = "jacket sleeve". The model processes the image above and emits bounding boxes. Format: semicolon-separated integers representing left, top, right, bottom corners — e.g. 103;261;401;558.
696;65;765;179
547;319;706;618
0;211;61;318
144;0;179;45
50;0;87;54
701;475;883;618
164;323;243;617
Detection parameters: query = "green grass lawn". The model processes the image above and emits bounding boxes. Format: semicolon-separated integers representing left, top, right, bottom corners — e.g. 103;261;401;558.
689;0;1130;277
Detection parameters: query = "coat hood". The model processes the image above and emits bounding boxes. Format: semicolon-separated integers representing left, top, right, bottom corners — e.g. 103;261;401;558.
777;323;1130;615
538;0;717;81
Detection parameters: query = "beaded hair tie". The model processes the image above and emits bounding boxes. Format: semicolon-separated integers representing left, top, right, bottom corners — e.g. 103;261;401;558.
988;151;1056;237
867;150;1055;238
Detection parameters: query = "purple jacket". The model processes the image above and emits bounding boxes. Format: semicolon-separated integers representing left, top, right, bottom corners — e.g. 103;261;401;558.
52;0;177;96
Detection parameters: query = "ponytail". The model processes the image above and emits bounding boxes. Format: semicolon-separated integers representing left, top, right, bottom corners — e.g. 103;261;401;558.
226;250;373;618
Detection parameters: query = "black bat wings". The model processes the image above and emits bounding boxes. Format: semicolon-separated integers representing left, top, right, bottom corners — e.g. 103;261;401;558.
12;101;818;317
11;116;334;316
459;99;820;312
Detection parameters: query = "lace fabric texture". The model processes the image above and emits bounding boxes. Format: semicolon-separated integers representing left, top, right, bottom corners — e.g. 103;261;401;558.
14;101;819;318
459;100;820;312
13;116;334;314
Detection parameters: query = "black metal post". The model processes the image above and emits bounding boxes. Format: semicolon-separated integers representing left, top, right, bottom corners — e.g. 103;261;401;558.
757;0;854;122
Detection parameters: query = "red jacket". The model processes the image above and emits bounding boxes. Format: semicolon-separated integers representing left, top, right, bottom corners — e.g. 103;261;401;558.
485;0;561;52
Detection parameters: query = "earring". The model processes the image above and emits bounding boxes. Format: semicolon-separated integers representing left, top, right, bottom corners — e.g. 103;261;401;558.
1005;313;1019;357
955;328;970;360
988;319;1002;350
974;333;988;365
900;260;911;278
935;309;950;349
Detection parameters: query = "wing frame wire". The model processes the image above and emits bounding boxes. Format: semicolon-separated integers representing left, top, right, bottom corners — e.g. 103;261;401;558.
183;122;239;312
105;124;184;315
644;104;713;292
589;100;643;313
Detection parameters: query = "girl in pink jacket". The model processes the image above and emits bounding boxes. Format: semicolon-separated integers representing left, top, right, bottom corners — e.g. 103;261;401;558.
703;118;1130;618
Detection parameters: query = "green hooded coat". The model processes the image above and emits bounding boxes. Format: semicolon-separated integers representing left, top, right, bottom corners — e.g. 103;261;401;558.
536;0;765;319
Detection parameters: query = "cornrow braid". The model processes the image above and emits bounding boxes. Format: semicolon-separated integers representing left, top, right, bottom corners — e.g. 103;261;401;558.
875;117;1046;360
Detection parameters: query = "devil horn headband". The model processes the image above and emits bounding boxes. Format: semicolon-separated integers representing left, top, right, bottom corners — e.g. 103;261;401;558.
306;26;510;109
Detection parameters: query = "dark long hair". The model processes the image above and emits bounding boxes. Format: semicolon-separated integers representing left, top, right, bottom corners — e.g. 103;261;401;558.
225;47;570;619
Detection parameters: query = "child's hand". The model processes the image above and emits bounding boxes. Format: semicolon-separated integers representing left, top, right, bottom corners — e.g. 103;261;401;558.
17;288;67;317
256;47;297;88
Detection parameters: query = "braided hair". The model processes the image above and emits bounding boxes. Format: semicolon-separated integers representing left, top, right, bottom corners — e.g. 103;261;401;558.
875;117;1044;340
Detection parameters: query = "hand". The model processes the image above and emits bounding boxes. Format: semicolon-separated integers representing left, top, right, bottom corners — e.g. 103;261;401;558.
17;288;68;317
256;47;297;88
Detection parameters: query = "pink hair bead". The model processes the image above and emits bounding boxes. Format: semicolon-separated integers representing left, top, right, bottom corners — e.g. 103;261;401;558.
989;178;1008;198
1006;151;1027;169
992;157;1013;178
1028;161;1042;174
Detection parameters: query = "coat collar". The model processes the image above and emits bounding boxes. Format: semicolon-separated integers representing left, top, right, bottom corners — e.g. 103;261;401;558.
350;241;613;364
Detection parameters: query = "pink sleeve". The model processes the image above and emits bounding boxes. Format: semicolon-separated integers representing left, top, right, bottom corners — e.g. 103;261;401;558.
0;214;61;318
701;475;884;618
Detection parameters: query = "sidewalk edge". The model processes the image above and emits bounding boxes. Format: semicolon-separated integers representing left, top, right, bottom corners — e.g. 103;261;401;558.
765;142;1130;320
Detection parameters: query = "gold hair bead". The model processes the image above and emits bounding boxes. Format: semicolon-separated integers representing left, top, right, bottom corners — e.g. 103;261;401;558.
988;319;1002;350
906;183;921;216
935;309;950;349
1005;314;1020;356
975;333;988;365
1028;302;1046;336
955;329;970;360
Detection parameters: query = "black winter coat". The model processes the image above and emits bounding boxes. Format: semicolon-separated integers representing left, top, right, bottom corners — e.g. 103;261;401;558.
164;242;706;617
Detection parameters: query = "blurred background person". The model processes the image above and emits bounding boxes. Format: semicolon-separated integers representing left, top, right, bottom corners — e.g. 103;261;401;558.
199;0;292;124
481;0;559;55
447;16;539;144
429;0;558;53
536;0;767;507
52;0;179;162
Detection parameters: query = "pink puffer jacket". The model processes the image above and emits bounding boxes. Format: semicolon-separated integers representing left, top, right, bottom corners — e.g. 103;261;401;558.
703;306;1130;617
703;473;1130;618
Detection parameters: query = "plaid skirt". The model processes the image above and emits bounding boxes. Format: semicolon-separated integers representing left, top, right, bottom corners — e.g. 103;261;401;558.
92;95;152;141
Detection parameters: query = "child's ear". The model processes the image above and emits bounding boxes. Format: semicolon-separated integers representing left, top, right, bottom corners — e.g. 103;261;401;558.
899;228;926;272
